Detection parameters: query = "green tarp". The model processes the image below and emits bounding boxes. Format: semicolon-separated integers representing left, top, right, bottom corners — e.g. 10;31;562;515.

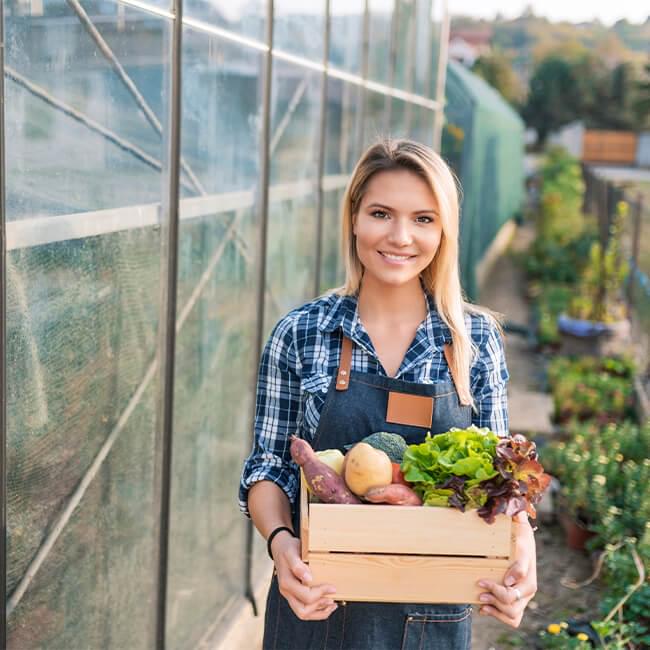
442;60;525;300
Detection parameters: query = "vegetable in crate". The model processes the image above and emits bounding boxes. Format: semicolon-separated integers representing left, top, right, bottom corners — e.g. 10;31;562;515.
315;449;345;475
352;432;409;463
290;436;361;504
401;426;551;523
478;434;552;523
344;442;393;497
364;484;422;506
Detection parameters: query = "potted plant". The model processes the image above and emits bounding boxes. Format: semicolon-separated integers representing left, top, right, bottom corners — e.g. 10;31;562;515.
558;201;631;357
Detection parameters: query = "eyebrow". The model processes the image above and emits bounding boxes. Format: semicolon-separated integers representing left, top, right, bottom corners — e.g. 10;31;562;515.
366;202;438;215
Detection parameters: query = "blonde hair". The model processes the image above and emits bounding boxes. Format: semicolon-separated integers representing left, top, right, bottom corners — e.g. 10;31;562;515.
335;138;501;409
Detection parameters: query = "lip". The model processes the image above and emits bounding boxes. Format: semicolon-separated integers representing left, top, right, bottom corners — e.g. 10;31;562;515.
378;250;416;265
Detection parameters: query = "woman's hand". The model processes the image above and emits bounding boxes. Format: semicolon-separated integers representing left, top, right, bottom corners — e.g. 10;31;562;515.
477;514;537;627
271;531;339;621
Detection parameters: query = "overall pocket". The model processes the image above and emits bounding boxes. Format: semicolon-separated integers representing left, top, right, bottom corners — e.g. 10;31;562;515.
400;605;472;650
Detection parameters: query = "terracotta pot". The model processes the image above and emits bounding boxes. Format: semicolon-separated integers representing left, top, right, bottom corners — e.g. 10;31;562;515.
557;509;596;551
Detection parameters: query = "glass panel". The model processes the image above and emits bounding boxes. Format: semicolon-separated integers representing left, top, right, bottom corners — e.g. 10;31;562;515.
5;3;167;220
184;0;266;42
429;0;445;99
393;0;416;91
329;0;365;74
320;188;346;294
273;0;325;62
411;106;434;147
321;76;361;295
325;78;363;176
414;0;433;97
389;97;408;138
5;4;169;646
362;89;390;148
166;29;265;649
264;60;322;333
367;0;394;84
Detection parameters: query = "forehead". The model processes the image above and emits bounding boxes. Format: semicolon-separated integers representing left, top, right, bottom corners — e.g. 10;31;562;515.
360;169;437;209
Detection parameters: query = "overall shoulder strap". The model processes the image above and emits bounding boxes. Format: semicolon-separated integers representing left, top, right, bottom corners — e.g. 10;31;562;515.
335;336;353;391
443;342;470;406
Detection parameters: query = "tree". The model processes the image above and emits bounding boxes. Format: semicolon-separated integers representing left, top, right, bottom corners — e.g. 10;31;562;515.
522;56;584;144
472;51;523;106
632;62;650;129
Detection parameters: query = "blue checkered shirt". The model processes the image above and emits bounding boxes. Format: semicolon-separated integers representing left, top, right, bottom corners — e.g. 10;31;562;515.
239;292;509;516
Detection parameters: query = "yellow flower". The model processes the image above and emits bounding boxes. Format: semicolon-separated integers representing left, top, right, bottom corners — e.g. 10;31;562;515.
560;621;569;629
577;632;589;641
615;453;624;462
547;623;562;634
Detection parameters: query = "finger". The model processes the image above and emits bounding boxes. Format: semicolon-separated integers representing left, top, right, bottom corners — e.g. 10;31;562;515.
307;602;339;621
478;592;520;619
287;556;313;585
503;560;527;587
286;594;337;621
478;580;530;605
278;573;337;605
479;604;521;628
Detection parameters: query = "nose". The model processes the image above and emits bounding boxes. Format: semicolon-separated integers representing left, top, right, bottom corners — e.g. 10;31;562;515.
387;217;413;247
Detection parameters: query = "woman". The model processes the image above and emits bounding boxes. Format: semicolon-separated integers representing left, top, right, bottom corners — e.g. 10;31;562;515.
239;139;537;649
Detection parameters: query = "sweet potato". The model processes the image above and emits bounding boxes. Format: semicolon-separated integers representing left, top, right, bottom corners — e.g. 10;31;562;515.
290;436;361;504
363;484;422;506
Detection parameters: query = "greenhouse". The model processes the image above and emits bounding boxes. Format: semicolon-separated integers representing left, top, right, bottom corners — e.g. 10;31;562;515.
0;1;473;647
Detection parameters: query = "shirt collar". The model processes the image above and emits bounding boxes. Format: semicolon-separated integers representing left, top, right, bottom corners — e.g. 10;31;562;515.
319;291;450;351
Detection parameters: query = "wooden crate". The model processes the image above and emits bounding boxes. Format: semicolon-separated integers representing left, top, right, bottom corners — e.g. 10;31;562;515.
300;479;514;604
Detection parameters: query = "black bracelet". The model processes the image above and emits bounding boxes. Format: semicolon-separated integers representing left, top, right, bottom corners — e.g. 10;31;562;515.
267;526;297;560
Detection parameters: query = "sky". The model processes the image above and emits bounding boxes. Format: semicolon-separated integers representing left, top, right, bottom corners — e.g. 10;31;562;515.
449;0;649;26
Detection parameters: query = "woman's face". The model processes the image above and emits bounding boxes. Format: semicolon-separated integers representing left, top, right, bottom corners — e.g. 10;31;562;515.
353;169;443;289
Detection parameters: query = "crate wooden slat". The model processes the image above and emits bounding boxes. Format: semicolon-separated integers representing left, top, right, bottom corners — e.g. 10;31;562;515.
308;553;510;604
300;478;515;604
309;503;511;556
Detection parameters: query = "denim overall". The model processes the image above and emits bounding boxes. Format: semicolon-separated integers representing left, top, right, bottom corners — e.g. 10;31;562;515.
263;336;474;650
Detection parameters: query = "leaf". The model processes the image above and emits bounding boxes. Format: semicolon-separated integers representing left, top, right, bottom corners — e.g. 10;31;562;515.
401;426;552;524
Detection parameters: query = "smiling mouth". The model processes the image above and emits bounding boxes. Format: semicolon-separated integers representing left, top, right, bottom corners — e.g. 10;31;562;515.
379;251;416;261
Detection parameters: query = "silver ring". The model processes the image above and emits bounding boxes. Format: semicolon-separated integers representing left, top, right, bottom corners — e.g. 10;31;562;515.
513;587;522;602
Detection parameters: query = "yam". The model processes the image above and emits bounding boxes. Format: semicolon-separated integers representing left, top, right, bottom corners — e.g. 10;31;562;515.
290;436;361;505
363;484;422;506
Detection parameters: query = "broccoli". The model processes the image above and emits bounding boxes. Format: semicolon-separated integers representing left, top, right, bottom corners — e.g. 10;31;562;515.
359;431;408;463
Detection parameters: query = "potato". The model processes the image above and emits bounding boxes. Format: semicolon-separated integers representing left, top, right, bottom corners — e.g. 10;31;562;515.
344;442;393;497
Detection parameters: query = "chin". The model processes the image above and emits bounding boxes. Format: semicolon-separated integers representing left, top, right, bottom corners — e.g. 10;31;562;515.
367;268;422;287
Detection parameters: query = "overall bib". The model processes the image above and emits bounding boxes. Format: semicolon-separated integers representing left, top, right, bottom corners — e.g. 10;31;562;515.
263;336;474;650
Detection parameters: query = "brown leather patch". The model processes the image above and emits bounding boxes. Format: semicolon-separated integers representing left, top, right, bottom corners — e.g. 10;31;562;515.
386;391;434;428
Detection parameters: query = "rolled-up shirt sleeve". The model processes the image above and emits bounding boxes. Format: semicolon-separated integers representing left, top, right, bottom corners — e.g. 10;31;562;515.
470;320;509;437
239;315;302;517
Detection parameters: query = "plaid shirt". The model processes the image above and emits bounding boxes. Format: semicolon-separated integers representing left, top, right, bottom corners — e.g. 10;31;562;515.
239;292;509;516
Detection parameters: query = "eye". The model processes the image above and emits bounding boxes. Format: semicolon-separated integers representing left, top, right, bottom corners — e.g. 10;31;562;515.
370;209;389;219
415;215;434;224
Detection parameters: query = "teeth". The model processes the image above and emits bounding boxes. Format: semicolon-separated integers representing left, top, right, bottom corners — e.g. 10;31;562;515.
382;252;412;260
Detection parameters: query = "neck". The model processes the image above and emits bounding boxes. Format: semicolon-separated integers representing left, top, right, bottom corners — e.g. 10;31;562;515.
357;275;428;326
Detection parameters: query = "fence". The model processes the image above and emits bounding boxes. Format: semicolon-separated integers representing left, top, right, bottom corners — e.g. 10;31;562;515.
583;166;650;385
582;130;638;165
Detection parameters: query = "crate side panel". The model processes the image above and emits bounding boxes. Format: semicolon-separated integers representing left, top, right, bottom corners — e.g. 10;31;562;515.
308;553;510;604
308;504;511;556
